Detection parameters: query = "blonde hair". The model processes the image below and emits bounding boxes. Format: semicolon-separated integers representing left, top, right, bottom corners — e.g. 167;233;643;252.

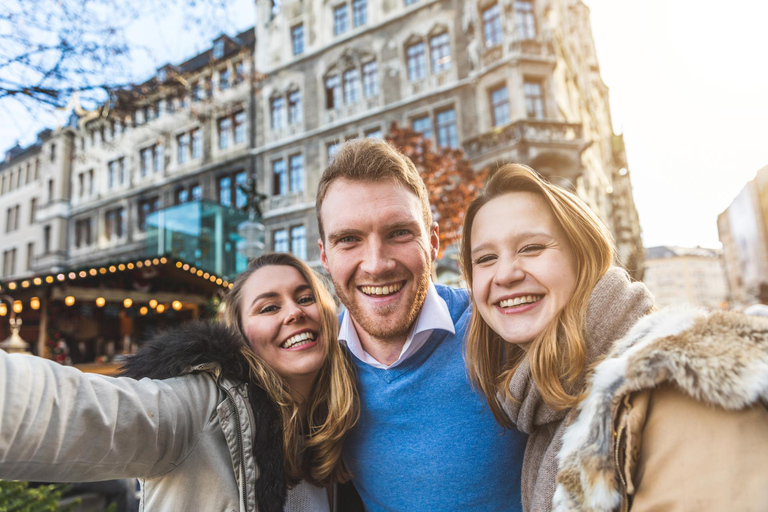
223;252;358;485
460;164;615;426
316;138;432;240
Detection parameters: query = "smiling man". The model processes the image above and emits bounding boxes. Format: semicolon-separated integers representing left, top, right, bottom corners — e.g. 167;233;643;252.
317;139;526;511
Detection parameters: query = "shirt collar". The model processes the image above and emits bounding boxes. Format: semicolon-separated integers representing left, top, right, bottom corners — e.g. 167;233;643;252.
339;281;455;365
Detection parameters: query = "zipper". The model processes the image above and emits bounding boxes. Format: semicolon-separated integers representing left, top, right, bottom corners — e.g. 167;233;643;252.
614;418;629;512
224;386;248;511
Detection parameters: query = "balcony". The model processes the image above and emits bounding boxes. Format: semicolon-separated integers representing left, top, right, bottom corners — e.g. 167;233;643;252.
464;120;587;183
509;37;556;61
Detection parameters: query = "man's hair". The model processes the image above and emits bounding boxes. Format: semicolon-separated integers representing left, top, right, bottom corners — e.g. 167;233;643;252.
315;138;432;240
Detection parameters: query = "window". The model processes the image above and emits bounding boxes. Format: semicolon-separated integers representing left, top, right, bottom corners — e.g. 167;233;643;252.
404;0;419;5
175;183;201;205
343;68;361;105
177;132;191;164
273;229;289;252
290;225;307;259
430;33;452;73
107;158;124;189
289;154;304;192
273;159;288;195
271;0;280;18
515;0;536;40
524;79;544;119
271;96;285;130
140;144;164;176
483;3;503;48
288;90;302;124
490;85;510;126
234;61;245;84
176;188;189;205
325;75;342;109
327;141;341;162
219;176;232;207
218;171;247;208
213;39;225;60
219;68;230;90
138;197;160;231
412;115;432;140
26;242;33;270
192;82;202;101
43;225;50;253
362;61;379;98
105;207;124;240
334;4;349;35
75;218;92;248
436;108;458;148
234;111;246;144
352;0;367;27
218;117;232;149
192;183;202;201
364;127;383;139
291;24;305;55
30;198;37;223
47;179;54;202
407;42;427;81
191;128;202;159
5;205;19;232
2;248;16;277
50;143;56;162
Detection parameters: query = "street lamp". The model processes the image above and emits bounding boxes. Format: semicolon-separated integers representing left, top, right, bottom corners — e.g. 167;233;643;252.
0;294;30;354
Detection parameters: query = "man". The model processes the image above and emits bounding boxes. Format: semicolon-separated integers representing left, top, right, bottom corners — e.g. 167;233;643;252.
317;139;526;511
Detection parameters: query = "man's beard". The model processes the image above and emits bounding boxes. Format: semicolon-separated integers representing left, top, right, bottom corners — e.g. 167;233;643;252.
334;270;431;345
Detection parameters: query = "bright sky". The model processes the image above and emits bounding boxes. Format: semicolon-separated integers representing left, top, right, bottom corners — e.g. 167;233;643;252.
3;0;767;250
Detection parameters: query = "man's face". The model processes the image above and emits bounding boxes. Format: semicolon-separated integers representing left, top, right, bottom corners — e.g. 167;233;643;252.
319;178;438;345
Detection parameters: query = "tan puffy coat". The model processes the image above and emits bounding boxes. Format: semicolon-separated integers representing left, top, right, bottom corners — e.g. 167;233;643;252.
555;307;768;512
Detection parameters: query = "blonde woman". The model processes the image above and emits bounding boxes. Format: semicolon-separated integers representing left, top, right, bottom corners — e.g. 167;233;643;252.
461;164;768;511
0;252;358;511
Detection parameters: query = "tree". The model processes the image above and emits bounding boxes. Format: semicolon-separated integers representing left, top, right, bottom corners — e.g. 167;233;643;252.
0;481;76;512
385;122;488;257
0;0;239;112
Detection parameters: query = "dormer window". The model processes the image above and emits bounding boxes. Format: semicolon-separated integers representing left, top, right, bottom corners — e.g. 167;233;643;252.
158;68;167;82
213;39;225;60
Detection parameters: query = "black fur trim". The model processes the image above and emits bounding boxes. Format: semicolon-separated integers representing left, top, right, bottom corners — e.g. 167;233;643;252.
119;320;287;512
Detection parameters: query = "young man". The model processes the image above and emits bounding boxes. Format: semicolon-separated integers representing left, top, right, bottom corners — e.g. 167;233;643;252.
317;139;526;511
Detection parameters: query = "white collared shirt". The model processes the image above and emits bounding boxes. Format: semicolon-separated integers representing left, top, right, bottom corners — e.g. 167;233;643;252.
339;282;456;369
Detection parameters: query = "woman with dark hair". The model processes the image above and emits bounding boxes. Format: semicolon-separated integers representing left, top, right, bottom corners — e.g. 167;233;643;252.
0;252;358;512
461;164;768;511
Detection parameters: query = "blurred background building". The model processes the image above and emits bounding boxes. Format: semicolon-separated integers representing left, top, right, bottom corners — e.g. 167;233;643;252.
643;246;728;310
718;163;768;308
0;0;644;361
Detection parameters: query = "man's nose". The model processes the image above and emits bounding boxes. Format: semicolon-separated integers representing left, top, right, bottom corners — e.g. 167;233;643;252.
359;239;396;275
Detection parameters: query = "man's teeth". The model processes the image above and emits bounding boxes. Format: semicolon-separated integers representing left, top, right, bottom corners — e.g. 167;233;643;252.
498;295;542;308
360;283;404;296
281;332;317;349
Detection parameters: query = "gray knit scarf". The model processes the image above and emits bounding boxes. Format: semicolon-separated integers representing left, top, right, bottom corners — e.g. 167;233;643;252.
502;267;654;512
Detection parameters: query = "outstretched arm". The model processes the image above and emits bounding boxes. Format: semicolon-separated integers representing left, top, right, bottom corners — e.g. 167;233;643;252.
0;350;220;482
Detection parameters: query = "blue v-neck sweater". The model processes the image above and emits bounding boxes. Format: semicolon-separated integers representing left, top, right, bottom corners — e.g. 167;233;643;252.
344;285;526;511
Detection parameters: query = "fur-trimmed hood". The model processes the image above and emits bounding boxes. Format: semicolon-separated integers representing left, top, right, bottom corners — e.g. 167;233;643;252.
554;306;768;512
120;321;287;512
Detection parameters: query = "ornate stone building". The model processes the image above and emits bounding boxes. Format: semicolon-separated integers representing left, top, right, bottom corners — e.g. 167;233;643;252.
254;0;644;275
643;246;727;310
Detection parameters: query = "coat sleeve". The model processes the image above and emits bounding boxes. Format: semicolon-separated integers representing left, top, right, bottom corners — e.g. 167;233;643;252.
0;350;222;483
629;383;768;511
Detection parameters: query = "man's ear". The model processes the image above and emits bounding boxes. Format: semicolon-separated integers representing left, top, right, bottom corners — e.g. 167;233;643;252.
319;238;330;273
430;222;439;262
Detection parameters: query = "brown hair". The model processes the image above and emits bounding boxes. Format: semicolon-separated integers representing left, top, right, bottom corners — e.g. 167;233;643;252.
460;164;615;427
315;138;432;240
223;252;358;485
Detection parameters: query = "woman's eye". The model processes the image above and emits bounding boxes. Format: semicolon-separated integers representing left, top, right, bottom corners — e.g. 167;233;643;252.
472;254;496;265
297;295;315;305
520;244;545;254
258;304;278;314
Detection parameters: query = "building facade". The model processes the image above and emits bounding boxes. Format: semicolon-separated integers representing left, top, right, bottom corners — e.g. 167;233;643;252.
718;163;768;306
0;0;646;356
643;246;728;310
254;0;643;275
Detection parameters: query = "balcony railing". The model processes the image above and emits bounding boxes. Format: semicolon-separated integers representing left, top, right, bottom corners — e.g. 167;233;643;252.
464;120;583;159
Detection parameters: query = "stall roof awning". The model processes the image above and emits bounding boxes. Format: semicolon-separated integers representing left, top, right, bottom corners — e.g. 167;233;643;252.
0;255;234;295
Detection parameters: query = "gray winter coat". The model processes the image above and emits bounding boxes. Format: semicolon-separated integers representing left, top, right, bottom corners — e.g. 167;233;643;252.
0;322;288;512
